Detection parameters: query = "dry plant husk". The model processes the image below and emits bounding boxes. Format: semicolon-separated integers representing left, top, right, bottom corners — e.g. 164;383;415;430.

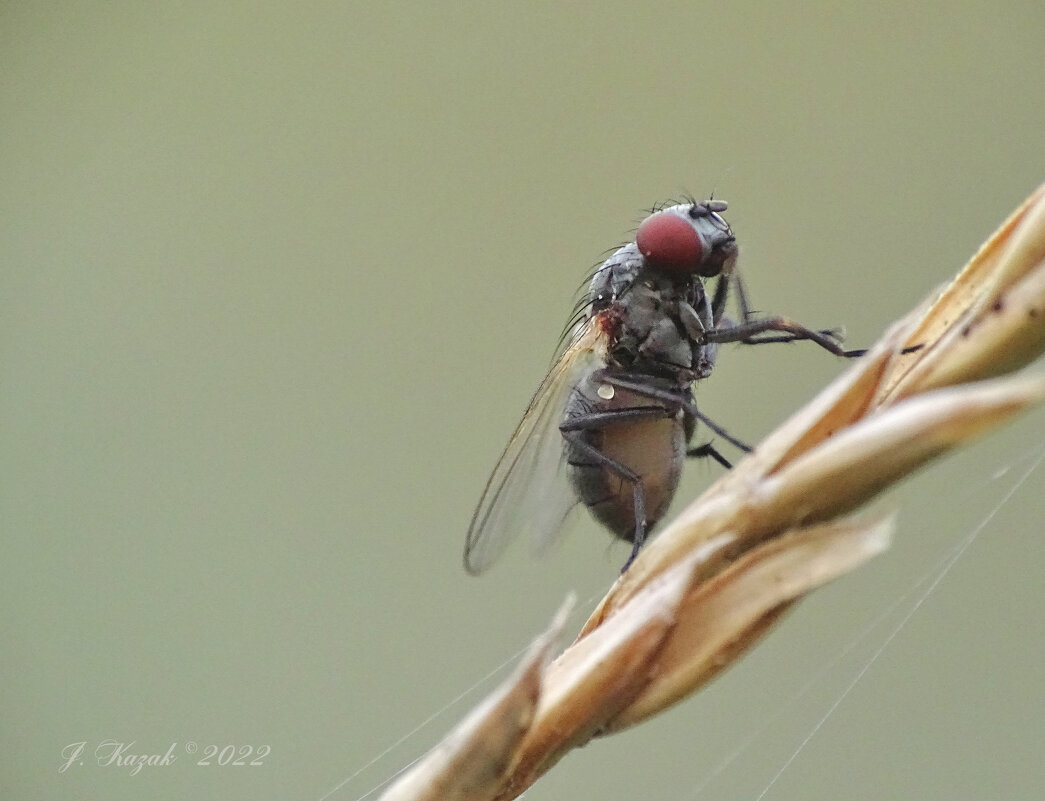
378;182;1045;801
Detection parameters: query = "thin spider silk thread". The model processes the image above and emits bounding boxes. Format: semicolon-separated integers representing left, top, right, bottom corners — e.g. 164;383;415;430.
751;444;1045;801
688;442;1045;799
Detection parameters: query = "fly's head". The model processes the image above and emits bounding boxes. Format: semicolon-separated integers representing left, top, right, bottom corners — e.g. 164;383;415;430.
636;200;738;281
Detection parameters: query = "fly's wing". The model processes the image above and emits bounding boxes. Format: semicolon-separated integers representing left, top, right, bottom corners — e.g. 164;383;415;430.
464;321;604;574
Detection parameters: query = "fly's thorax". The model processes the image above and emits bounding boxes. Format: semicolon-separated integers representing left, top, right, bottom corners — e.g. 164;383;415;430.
599;277;710;376
587;243;643;309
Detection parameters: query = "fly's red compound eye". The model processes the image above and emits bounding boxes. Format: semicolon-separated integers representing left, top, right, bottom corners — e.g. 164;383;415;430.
635;211;703;273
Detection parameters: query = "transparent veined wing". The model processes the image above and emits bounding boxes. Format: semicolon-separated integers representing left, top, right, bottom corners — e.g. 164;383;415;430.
464;321;605;574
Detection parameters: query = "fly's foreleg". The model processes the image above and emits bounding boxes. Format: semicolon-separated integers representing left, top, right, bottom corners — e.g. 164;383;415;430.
712;268;752;325
706;316;857;357
708;315;923;359
560;405;671;572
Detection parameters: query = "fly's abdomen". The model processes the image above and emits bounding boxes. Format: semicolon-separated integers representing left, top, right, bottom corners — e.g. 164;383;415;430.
564;385;685;543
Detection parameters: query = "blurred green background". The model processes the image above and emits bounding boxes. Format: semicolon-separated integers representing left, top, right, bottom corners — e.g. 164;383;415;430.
3;3;1043;799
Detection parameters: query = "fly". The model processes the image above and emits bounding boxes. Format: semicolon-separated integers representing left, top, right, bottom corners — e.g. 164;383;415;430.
464;199;857;575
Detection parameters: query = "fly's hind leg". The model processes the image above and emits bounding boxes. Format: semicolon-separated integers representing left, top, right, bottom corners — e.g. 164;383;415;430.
560;405;671;572
686;441;733;469
596;372;753;454
682;406;735;469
